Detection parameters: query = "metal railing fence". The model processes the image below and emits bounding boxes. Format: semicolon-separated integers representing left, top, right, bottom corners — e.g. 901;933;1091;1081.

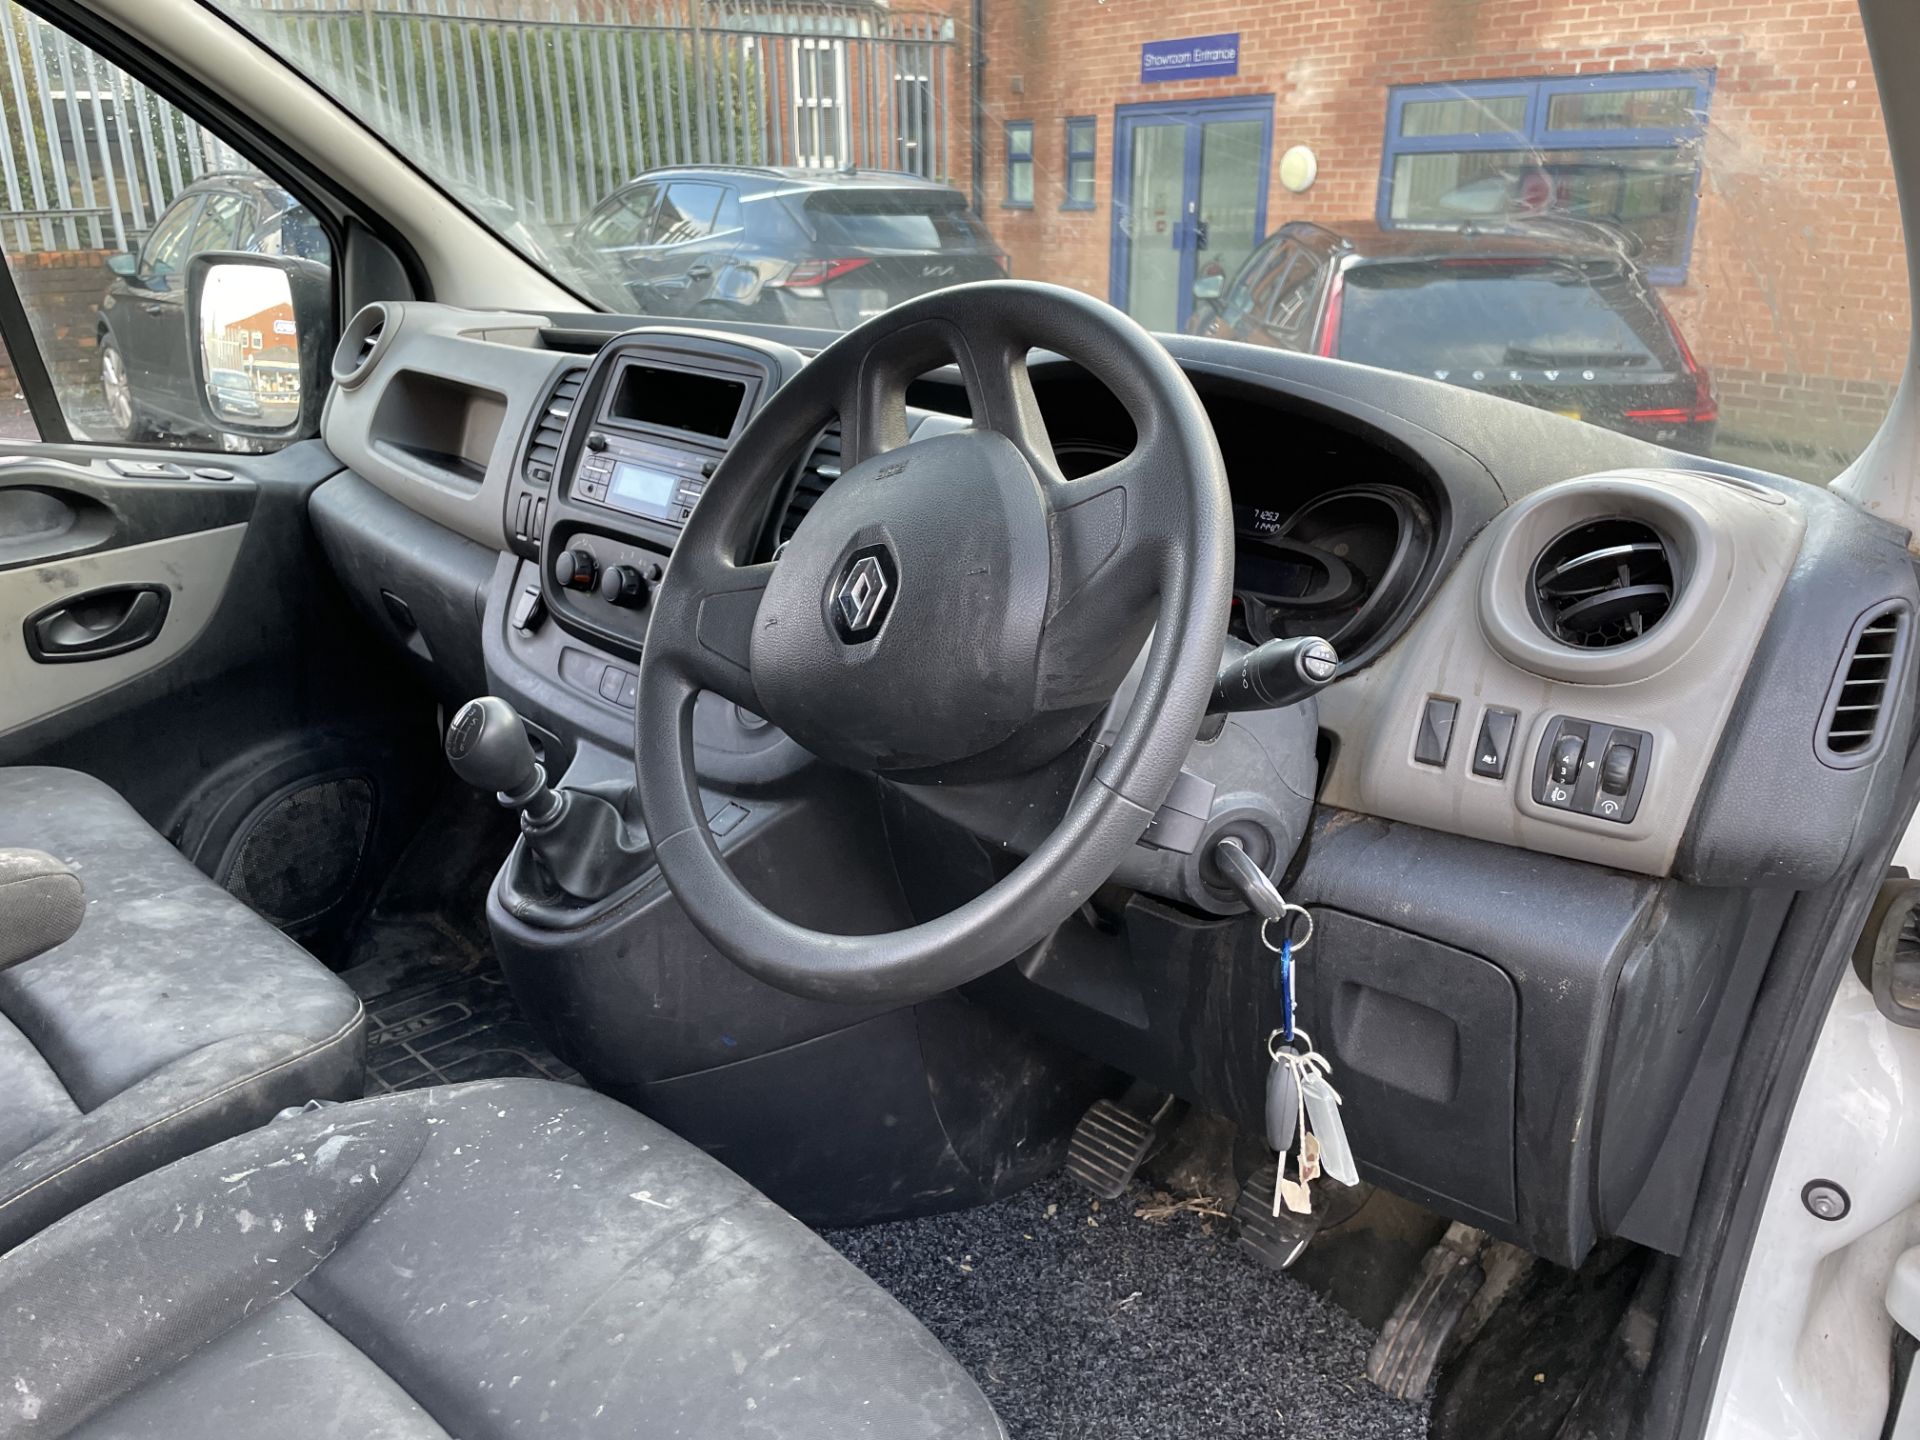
0;8;246;252
0;0;955;257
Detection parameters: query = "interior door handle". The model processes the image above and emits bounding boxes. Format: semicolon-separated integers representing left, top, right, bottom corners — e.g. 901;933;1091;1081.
24;584;171;664
685;263;713;279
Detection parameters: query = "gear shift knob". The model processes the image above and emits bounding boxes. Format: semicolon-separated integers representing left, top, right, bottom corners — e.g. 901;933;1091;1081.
446;697;559;821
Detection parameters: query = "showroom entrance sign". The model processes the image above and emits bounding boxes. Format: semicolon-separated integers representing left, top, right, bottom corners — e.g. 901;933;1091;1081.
1140;33;1240;84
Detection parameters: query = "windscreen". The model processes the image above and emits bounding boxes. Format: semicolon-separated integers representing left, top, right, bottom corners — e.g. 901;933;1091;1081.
199;0;1909;481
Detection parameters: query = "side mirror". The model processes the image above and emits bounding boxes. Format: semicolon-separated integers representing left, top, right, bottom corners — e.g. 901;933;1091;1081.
186;251;333;442
105;252;139;279
1192;272;1226;302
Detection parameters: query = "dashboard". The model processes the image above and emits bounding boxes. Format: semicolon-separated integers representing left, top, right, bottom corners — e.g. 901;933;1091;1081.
306;297;1919;1268
316;300;1913;891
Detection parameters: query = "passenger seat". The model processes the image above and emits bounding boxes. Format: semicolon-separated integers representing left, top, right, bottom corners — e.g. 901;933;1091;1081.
0;767;365;1252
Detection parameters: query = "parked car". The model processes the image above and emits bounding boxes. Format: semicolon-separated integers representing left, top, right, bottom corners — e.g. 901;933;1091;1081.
566;164;1007;328
1189;220;1718;453
96;170;326;443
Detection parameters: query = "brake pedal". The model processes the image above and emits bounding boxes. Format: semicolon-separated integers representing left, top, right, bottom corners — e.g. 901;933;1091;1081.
1232;1161;1322;1269
1065;1087;1185;1199
1367;1221;1489;1399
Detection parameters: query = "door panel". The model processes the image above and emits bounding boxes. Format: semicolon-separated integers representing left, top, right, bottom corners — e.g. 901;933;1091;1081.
1195;119;1266;305
0;443;432;850
0;523;245;731
1122;121;1189;333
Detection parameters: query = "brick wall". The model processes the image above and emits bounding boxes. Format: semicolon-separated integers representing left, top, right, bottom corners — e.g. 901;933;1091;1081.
1;249;113;425
969;0;1909;471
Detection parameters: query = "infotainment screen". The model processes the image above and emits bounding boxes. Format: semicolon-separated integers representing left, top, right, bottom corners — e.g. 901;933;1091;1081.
605;459;682;520
605;361;746;440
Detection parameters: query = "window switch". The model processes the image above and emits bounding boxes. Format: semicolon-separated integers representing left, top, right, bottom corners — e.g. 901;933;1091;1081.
1471;708;1519;779
1414;696;1457;767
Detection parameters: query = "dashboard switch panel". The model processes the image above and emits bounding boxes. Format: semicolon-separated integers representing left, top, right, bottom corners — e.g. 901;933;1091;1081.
1414;696;1457;767
1531;716;1653;824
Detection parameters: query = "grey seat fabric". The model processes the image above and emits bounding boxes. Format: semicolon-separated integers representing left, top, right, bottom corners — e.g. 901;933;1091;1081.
0;1078;1007;1440
0;766;365;1253
0;848;84;970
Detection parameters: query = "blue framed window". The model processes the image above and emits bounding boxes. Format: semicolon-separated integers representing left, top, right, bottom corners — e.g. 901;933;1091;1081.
1063;117;1096;210
1005;121;1035;209
1378;70;1713;284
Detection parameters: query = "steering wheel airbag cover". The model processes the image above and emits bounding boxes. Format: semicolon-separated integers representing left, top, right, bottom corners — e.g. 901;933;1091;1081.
751;428;1053;773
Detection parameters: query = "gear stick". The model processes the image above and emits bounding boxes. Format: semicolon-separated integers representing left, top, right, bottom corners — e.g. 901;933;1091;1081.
445;696;651;904
445;696;564;826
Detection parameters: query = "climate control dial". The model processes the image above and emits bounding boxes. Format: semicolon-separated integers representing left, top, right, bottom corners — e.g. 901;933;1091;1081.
553;547;598;592
598;564;651;609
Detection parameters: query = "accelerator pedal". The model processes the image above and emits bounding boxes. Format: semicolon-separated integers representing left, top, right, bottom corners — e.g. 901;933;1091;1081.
1065;1085;1185;1199
1367;1221;1490;1399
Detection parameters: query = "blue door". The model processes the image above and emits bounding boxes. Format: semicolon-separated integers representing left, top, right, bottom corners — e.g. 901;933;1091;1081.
1112;98;1273;333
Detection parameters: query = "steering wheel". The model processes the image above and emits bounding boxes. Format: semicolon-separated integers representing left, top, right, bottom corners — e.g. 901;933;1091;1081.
634;281;1233;1004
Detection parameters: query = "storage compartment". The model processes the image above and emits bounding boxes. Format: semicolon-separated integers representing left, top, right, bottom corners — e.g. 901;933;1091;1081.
369;369;508;485
1299;910;1518;1224
605;359;747;441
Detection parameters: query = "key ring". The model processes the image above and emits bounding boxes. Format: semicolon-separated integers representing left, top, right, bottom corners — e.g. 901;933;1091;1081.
1260;904;1313;954
1270;1025;1316;1062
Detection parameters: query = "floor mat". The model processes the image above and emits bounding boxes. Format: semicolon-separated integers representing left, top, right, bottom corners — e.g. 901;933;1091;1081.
335;784;580;1094
352;961;580;1093
826;1174;1430;1440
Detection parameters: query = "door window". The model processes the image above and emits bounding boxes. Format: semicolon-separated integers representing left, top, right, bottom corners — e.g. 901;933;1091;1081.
1253;247;1318;345
580;189;658;254
188;193;255;257
140;200;203;280
650;184;724;248
0;3;331;447
1121;120;1186;332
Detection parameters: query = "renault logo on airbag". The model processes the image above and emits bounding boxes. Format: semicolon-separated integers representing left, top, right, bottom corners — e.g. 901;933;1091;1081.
831;547;896;642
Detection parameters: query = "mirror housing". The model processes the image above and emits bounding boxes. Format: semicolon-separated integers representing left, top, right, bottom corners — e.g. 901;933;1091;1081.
1191;272;1226;302
186;251;333;443
104;252;138;279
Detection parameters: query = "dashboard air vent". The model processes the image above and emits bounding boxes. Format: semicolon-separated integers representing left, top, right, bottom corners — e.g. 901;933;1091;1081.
522;365;585;487
332;303;392;389
780;424;842;545
1530;518;1675;649
351;320;382;369
1820;604;1909;764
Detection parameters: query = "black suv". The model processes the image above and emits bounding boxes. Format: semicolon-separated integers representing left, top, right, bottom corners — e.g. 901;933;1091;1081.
567;165;1007;329
97;171;326;443
1190;221;1718;454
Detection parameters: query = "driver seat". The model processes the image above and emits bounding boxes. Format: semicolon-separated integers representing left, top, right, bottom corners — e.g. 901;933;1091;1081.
1;1078;1006;1439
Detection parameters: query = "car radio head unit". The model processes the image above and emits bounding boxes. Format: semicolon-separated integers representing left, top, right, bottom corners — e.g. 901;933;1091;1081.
565;344;769;531
602;457;684;522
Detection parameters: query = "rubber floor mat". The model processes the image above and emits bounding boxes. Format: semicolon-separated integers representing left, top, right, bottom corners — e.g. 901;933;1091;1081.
353;961;580;1093
826;1174;1430;1440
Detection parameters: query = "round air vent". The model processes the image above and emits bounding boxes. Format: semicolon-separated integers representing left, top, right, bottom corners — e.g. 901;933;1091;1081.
332;303;392;389
1529;517;1675;649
